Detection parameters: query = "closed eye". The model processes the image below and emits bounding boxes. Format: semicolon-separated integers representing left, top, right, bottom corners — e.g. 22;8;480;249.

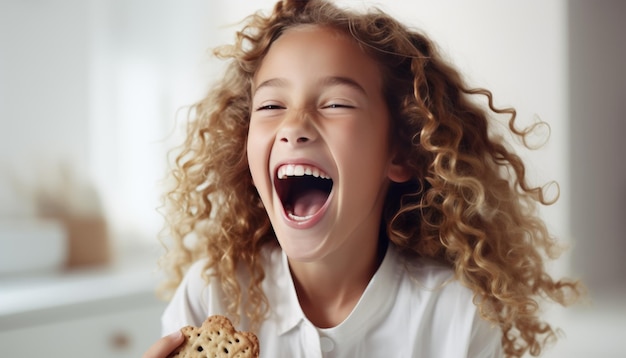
323;104;355;109
255;104;285;111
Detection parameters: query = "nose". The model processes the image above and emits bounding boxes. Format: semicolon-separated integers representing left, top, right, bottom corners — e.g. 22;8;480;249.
277;110;318;145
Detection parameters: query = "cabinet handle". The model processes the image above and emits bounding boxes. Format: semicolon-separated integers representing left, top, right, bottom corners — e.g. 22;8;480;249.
110;331;131;350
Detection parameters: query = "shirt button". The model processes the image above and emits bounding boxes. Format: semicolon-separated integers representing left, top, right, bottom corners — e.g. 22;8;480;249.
320;336;335;353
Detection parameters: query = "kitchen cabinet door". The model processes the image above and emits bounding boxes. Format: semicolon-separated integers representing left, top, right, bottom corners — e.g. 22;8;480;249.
0;302;165;358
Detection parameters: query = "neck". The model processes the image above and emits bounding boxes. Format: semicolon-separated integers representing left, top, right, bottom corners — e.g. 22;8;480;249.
288;239;387;328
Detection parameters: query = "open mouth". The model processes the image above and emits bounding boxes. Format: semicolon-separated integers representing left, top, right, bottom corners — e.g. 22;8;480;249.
275;164;333;222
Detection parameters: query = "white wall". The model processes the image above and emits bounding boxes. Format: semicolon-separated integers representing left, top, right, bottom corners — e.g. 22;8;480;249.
0;0;216;246
0;0;91;216
86;0;215;243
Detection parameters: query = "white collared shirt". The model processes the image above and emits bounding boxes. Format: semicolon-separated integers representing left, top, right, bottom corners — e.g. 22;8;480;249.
161;245;503;357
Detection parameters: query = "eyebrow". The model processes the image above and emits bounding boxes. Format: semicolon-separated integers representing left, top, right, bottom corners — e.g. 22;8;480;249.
253;76;368;96
254;77;289;94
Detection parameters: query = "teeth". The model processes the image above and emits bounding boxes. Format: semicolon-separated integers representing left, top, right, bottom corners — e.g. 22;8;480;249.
277;164;331;180
285;205;316;221
288;212;315;221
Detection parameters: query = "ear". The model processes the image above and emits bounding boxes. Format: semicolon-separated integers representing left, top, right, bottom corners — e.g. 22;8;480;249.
387;154;411;183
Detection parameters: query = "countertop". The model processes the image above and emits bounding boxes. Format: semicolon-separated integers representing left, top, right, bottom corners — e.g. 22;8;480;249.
0;243;165;331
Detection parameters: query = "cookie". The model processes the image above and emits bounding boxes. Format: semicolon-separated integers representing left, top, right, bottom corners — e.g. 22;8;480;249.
167;315;259;358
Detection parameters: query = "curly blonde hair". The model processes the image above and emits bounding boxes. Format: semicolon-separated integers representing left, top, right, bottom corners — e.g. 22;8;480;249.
159;1;582;356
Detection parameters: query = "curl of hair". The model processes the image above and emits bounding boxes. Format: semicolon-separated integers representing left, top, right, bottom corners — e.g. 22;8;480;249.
159;0;582;355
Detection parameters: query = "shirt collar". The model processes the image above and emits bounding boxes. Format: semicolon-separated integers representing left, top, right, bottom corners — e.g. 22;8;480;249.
270;244;402;338
270;247;305;335
322;244;401;341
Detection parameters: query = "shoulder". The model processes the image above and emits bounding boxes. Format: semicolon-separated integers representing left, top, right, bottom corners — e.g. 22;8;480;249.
390;250;503;356
175;246;278;293
160;258;213;334
161;248;278;336
187;257;211;281
391;249;475;325
395;251;468;298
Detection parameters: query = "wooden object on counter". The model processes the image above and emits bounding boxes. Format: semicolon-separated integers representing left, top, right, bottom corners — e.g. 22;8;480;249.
62;215;110;267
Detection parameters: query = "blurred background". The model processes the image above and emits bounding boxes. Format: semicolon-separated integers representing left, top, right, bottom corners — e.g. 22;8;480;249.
0;0;624;357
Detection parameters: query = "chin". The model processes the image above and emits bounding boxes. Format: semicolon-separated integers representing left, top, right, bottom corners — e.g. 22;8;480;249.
275;233;331;263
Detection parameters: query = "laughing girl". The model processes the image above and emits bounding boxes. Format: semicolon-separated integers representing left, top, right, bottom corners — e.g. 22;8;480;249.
144;1;581;357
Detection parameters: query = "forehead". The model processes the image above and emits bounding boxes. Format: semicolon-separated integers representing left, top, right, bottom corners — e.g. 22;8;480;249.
253;25;384;92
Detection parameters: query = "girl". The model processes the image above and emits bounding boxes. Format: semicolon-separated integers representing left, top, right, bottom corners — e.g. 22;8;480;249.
144;1;581;357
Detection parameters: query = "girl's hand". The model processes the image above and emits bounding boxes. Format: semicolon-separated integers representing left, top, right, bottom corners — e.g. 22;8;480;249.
142;330;184;358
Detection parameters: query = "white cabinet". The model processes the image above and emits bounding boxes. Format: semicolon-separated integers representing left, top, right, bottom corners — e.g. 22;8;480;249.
0;298;166;358
0;249;168;357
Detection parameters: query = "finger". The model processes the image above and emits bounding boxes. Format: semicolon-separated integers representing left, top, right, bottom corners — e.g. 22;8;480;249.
142;330;184;358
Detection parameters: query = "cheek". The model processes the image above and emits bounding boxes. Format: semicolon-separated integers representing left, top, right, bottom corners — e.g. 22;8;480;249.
246;125;273;192
337;123;393;181
246;134;263;181
341;122;390;158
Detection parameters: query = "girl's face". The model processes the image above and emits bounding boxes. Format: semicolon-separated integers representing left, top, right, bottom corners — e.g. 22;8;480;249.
247;25;408;263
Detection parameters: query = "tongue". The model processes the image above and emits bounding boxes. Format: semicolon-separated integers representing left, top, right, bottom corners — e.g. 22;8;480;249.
292;188;328;217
